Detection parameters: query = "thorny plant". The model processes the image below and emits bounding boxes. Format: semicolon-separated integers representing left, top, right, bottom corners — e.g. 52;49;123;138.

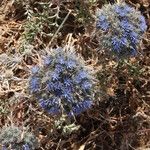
0;53;27;97
0;125;38;150
21;2;61;51
28;45;97;116
96;2;147;58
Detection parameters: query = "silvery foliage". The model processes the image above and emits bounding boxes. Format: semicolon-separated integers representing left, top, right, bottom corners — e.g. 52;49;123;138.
0;126;38;150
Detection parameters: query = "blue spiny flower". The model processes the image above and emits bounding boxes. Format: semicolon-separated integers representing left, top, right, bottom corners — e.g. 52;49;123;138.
0;126;38;150
96;2;147;58
29;47;95;116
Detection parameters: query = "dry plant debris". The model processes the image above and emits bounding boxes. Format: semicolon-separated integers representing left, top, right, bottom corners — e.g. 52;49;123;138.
0;0;149;150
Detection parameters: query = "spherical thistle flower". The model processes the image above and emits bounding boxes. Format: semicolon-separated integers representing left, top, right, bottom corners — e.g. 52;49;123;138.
96;2;147;58
28;47;96;116
0;126;38;150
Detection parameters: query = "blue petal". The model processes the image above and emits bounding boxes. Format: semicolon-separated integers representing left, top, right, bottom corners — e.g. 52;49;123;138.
75;70;88;83
55;64;64;73
65;59;76;69
139;16;147;32
111;37;122;52
31;65;39;74
39;98;60;114
22;144;30;150
72;99;92;115
81;81;92;90
120;20;133;31
44;56;52;66
57;56;65;65
129;32;139;44
2;146;7;150
97;15;110;31
54;89;62;97
62;88;73;100
46;81;55;91
51;72;60;81
98;15;106;21
64;77;73;87
29;77;40;92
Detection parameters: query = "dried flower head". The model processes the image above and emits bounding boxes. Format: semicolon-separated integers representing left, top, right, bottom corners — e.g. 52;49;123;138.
0;126;38;150
29;47;96;116
96;2;147;58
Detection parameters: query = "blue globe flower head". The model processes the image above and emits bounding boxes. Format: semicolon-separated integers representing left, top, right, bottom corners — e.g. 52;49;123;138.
96;2;147;58
29;47;96;116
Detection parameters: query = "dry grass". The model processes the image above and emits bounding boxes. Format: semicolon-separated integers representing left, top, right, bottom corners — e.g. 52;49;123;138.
0;0;149;149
